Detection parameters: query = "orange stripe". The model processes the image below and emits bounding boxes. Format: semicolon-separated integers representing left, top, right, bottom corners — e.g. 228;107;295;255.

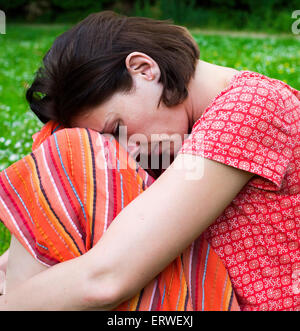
82;130;94;242
28;149;81;260
24;155;66;262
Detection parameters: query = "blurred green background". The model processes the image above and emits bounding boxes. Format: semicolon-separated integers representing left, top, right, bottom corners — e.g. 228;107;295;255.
1;0;300;33
0;0;300;253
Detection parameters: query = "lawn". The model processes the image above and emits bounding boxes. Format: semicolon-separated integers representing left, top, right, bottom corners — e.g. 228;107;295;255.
0;24;299;254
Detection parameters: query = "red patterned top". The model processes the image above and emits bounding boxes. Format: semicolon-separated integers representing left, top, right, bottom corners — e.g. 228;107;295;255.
178;71;300;311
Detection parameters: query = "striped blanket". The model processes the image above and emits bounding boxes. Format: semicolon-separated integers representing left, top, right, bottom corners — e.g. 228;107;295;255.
0;121;240;311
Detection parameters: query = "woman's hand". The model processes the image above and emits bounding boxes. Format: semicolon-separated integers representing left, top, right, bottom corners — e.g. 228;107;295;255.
0;271;5;295
0;250;9;295
0;250;9;273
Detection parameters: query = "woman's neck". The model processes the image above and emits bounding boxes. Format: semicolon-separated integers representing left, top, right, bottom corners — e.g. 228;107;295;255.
184;60;239;130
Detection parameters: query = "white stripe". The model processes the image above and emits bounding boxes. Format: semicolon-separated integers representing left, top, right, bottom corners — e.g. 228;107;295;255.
149;279;158;311
24;157;77;261
0;195;37;259
4;169;34;225
98;136;109;232
41;144;82;238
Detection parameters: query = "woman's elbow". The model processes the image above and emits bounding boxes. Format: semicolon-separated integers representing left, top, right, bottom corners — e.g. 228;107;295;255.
83;268;126;310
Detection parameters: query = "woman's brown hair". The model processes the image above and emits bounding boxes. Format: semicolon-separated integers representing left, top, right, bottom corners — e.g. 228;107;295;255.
26;11;200;126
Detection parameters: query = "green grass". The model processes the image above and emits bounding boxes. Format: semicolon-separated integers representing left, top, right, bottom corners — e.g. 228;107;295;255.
0;24;300;254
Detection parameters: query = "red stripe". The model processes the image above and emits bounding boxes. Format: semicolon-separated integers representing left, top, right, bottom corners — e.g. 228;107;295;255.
0;172;35;249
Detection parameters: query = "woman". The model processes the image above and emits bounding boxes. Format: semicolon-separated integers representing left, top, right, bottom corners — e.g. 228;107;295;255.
0;11;299;310
0;121;240;311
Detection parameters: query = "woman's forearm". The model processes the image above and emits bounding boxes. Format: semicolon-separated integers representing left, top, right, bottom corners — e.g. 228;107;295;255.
0;254;119;311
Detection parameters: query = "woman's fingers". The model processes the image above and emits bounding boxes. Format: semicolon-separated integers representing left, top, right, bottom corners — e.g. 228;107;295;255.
0;270;5;295
0;250;9;295
0;250;9;273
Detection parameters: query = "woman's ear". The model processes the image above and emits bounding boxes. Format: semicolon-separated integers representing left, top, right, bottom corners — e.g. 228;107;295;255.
125;52;160;81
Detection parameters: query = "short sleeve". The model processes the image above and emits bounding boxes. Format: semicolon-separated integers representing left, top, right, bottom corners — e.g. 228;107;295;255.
178;73;299;192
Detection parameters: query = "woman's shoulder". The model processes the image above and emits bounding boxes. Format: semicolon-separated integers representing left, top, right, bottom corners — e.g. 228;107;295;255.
227;70;284;97
230;70;299;101
200;70;298;121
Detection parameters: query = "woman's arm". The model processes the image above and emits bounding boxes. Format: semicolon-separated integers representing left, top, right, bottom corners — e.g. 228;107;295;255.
0;154;253;310
5;236;48;294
